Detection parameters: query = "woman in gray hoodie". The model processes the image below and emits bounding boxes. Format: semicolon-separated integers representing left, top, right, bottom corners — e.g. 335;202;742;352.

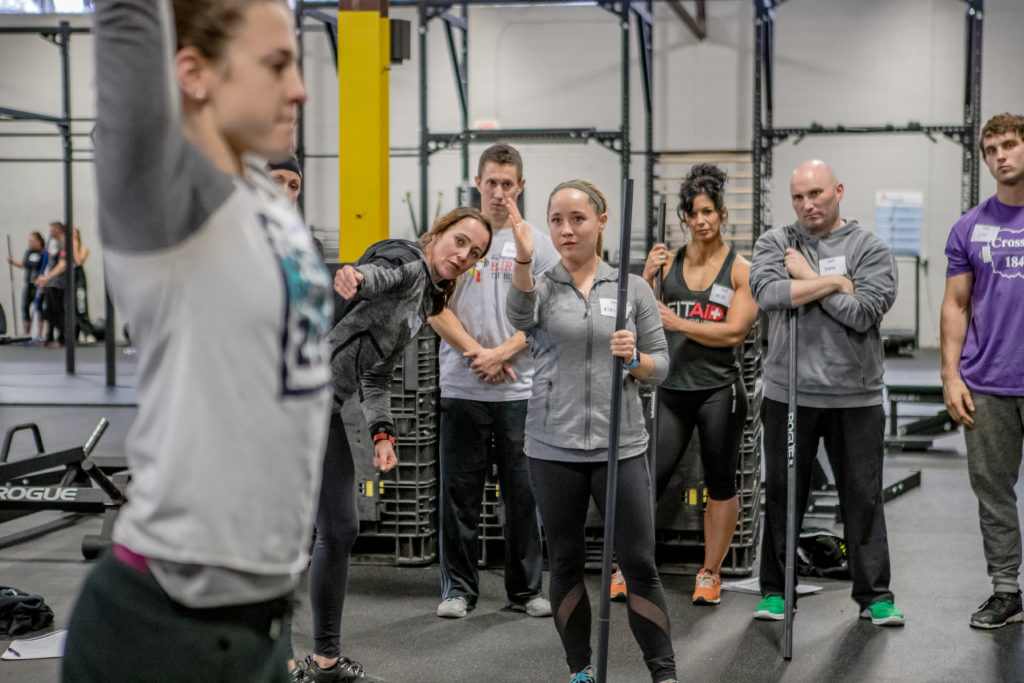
506;180;676;683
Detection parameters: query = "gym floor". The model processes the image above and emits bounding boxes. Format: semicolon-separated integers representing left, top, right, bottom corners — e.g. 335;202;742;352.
1;346;1022;682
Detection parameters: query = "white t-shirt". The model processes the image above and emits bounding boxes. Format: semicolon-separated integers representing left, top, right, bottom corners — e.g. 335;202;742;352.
440;223;560;401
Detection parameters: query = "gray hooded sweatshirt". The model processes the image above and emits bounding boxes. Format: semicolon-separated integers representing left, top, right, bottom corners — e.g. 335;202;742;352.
749;220;897;408
507;260;668;459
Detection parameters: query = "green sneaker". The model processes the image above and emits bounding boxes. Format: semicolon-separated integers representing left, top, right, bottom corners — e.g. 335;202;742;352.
860;599;905;626
753;595;789;621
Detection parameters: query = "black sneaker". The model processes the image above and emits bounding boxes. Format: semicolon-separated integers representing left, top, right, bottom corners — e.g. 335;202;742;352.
290;655;313;679
302;657;385;682
290;655;313;683
969;591;1024;629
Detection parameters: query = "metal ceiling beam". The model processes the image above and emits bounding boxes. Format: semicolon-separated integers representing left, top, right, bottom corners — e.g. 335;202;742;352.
667;0;705;41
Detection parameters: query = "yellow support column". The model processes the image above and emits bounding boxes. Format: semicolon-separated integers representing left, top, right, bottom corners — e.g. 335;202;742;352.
338;1;390;262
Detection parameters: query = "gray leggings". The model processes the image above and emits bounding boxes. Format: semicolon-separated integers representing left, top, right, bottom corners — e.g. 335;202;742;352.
965;392;1024;594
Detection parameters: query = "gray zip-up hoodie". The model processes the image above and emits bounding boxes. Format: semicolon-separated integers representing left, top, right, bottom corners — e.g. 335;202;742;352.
506;260;668;454
750;220;897;408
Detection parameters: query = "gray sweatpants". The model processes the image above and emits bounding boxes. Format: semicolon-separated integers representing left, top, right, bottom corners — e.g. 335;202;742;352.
965;392;1024;594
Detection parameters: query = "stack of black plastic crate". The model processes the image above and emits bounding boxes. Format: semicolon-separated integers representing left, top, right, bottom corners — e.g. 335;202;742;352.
348;326;441;565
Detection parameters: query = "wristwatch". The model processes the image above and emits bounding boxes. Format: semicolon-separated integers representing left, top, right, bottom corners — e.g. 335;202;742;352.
625;347;640;369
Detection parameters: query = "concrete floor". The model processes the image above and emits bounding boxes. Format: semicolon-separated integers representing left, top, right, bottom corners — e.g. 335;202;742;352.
1;347;1023;682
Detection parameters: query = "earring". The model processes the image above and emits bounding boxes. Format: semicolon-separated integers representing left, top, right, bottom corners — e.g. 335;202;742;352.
194;88;206;100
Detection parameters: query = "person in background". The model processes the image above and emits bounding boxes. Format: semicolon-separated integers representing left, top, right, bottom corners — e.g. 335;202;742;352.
35;222;67;347
640;163;757;606
430;143;556;621
6;231;45;336
269;156;324;261
749;159;904;626
71;227;100;342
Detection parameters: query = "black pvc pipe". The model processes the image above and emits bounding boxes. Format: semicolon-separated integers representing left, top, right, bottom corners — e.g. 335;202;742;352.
60;20;75;374
783;307;797;660
105;288;115;388
596;178;634;683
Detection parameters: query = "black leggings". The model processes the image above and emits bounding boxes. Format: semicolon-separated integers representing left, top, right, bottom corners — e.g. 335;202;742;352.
528;456;676;682
656;381;746;501
284;411;360;660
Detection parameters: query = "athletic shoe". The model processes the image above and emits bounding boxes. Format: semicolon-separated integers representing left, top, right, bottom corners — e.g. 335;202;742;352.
692;568;721;605
570;665;596;683
436;596;468;618
507;596;552;617
860;600;905;626
610;569;627;602
302;657;373;682
753;595;792;621
290;655;313;683
969;591;1023;629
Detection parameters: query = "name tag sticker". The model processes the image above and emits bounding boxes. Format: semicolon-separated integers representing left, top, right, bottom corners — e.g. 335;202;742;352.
599;298;631;318
971;224;1000;243
819;256;847;276
709;284;734;307
501;241;518;258
982;245;992;263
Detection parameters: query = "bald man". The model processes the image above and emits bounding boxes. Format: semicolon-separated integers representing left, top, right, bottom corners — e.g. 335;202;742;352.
749;160;904;626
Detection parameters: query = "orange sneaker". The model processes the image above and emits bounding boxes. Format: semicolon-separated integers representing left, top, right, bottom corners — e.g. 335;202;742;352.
692;568;721;605
610;569;627;601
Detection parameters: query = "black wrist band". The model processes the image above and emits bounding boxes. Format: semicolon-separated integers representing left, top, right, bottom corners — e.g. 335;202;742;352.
515;257;532;265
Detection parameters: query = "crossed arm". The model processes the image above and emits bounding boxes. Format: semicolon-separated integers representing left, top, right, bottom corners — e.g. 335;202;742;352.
429;308;527;384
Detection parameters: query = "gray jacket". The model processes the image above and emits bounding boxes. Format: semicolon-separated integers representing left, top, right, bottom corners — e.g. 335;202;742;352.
749;220;897;408
506;260;668;453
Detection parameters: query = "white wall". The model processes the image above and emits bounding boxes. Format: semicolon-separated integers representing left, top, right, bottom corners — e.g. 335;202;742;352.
0;13;339;338
383;0;1024;348
1;0;1022;347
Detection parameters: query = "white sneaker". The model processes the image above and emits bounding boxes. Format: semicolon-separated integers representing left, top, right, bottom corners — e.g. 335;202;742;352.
436;596;468;618
508;596;552;617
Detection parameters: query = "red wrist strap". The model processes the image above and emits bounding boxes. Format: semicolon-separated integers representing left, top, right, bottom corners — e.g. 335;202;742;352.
373;433;395;447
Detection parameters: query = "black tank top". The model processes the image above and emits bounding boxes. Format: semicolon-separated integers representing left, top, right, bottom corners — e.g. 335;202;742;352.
661;245;741;391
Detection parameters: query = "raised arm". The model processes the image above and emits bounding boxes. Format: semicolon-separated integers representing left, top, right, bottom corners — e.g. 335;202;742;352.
93;0;230;252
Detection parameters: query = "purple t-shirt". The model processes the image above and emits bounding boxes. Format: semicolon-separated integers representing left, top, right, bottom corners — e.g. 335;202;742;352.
945;196;1024;395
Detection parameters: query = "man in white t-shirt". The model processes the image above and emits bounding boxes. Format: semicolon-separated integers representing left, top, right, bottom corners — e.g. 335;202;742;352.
430;143;559;619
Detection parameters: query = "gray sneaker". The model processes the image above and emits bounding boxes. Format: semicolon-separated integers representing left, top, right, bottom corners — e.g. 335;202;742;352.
436;596;468;618
507;596;552;617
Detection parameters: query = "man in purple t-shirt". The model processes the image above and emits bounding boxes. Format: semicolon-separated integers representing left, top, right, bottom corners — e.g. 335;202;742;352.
941;112;1024;630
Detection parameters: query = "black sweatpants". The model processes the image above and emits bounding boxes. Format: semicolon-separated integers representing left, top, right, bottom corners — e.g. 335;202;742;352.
45;286;65;343
655;381;747;501
63;552;291;682
759;399;894;608
438;397;544;607
283;411;360;660
528;455;676;682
